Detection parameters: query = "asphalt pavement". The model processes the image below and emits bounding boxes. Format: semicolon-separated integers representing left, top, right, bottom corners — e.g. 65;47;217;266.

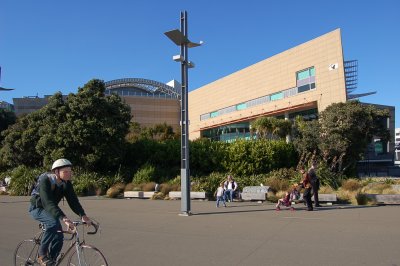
1;196;400;266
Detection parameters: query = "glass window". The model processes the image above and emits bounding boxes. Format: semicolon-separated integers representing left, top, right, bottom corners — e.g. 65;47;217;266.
296;70;309;80
210;111;218;118
310;67;315;76
298;84;310;93
270;92;283;101
236;103;247;110
297;67;315;80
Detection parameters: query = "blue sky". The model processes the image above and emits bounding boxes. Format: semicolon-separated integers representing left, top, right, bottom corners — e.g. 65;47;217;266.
1;0;399;127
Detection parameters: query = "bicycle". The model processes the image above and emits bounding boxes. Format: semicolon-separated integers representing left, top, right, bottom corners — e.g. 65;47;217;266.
14;220;108;266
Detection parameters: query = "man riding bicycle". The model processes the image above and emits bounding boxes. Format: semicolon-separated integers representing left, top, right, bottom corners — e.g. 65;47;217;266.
29;159;92;266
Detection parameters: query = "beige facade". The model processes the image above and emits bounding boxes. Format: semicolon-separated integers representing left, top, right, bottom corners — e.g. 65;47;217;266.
189;29;347;140
122;96;180;132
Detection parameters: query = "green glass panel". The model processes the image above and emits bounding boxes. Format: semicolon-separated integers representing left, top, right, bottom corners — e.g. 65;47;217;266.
210;111;218;118
270;92;283;101
310;67;315;76
236;103;247;110
296;70;309;80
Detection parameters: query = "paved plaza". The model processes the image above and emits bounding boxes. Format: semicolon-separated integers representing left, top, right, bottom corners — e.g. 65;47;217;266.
1;196;400;266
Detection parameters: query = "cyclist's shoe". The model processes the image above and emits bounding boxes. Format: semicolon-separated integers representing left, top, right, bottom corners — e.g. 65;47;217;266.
38;255;55;266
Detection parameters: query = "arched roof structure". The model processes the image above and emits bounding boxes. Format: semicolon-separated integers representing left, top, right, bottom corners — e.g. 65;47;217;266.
105;78;180;99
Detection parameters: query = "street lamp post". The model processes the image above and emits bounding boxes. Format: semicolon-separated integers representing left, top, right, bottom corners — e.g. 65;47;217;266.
0;67;15;91
165;11;202;216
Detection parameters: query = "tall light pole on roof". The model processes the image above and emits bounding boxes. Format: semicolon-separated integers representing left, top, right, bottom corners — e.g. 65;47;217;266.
164;11;202;216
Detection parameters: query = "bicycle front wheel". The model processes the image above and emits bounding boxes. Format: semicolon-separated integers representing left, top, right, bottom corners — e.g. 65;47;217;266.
67;244;108;266
14;239;39;266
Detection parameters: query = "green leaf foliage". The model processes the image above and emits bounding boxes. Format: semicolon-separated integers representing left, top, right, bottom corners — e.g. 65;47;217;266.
223;139;297;176
0;79;132;171
293;101;390;176
7;165;44;196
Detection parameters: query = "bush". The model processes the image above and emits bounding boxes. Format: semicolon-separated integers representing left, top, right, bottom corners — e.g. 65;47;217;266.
8;166;43;196
234;174;265;188
191;172;227;194
316;161;344;189
142;182;156;191
265;177;290;193
106;183;125;198
159;183;178;195
355;192;368;205
72;171;100;196
319;185;335;194
361;183;391;194
151;192;165;200
132;164;155;184
336;189;355;204
267;191;278;203
124;183;141;191
341;179;362;192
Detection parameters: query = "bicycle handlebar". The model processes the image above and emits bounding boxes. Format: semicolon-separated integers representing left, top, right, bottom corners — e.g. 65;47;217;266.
62;221;100;235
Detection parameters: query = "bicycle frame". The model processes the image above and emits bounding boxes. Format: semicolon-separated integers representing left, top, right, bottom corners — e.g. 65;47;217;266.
55;221;98;265
14;221;104;266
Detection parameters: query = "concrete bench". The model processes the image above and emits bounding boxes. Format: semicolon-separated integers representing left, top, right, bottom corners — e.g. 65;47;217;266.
366;194;400;204
241;186;269;201
124;191;155;199
168;191;206;199
292;193;337;205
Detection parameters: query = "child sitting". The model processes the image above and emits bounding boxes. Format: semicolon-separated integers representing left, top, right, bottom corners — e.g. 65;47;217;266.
276;185;299;211
275;191;292;211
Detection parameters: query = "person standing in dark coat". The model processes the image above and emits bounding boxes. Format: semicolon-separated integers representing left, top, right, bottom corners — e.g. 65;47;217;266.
300;167;313;211
308;162;321;207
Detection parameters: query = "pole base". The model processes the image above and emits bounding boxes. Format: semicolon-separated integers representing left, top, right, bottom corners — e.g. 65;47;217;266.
179;211;192;217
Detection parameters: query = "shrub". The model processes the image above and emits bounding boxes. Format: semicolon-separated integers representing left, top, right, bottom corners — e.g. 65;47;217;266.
382;188;397;194
106;183;125;198
191;172;226;194
336;189;354;204
267;191;278;203
235;174;265;188
316;162;344;189
265;177;290;193
72;171;99;196
124;183;136;191
341;179;362;192
355;192;368;205
319;185;335;194
159;183;177;195
8;166;43;196
151;192;165;200
167;176;181;186
361;183;391;194
132;164;155;184
142;182;156;191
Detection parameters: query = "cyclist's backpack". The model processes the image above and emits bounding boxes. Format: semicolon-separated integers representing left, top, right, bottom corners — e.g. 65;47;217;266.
30;173;57;196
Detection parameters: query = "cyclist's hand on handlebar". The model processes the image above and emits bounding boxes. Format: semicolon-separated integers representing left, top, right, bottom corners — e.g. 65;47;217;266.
81;215;92;226
62;217;75;231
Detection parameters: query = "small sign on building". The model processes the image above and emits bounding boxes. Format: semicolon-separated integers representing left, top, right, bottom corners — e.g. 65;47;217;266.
329;63;338;70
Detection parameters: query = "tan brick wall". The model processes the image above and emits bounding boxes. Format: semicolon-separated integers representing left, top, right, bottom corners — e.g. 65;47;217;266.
189;29;347;139
122;97;180;132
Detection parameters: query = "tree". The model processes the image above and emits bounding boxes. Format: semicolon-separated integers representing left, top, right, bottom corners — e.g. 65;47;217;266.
0;108;16;142
0;79;132;171
250;117;292;140
293;101;390;175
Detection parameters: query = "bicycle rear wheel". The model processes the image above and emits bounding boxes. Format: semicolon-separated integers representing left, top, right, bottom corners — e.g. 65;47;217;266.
14;239;39;266
67;244;108;266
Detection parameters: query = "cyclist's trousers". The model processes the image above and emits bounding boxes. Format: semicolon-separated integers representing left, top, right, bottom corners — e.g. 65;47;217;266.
29;205;64;259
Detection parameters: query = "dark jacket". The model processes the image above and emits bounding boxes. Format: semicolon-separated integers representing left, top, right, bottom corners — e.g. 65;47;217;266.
30;175;85;219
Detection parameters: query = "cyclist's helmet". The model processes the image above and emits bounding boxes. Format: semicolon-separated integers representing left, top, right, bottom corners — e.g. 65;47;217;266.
51;158;72;171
